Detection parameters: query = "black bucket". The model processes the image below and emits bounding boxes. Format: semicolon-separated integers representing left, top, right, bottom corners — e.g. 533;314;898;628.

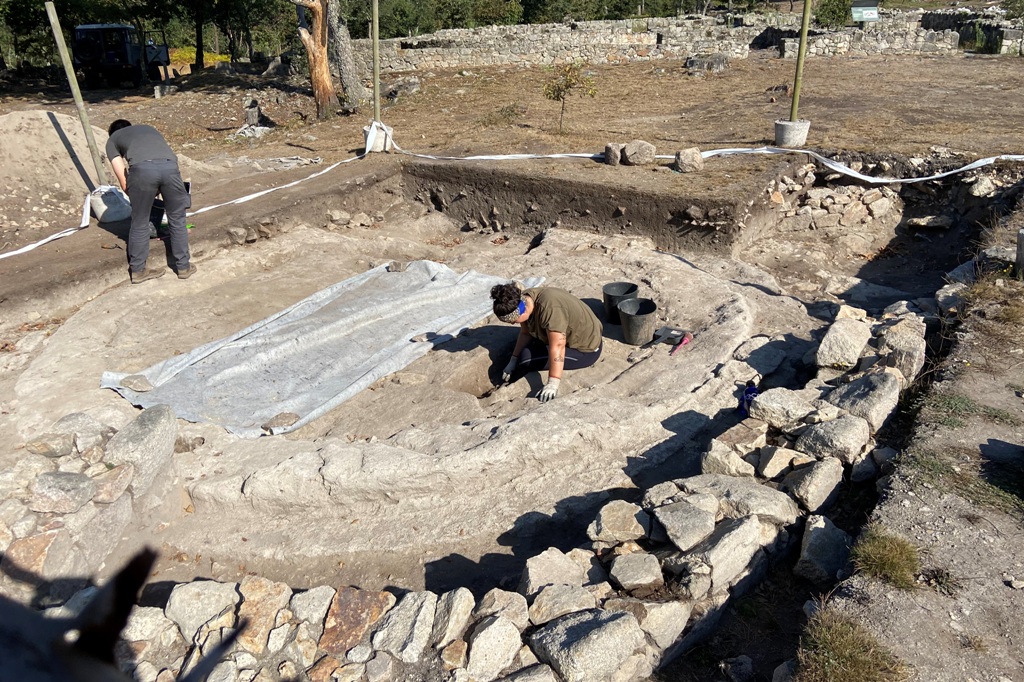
618;298;658;346
602;281;639;325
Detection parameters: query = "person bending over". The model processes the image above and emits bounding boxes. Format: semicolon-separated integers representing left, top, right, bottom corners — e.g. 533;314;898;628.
106;119;195;284
491;282;603;402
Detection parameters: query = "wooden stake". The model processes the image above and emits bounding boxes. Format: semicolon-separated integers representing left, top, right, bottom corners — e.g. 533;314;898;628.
45;1;110;187
789;0;813;122
372;0;381;122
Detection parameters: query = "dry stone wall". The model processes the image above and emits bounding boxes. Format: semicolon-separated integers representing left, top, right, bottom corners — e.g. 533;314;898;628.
350;9;996;78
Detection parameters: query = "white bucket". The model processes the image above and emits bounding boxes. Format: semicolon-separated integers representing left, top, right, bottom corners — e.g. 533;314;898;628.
89;185;132;223
363;122;394;153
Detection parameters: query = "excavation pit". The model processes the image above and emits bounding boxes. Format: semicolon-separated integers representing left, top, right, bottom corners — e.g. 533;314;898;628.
7;149;1011;597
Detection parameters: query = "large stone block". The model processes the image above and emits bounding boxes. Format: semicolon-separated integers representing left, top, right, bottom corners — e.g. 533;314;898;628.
519;548;585;598
815;318;871;369
530;610;645;682
165;580;241;644
29;471;94;513
748;388;816;430
825;372;902;432
692;516;763;592
466;615;521;681
320;586;395;656
289;585;336;642
700;439;756;477
795;415;871;463
237;575;293;655
609;552;664;591
104;404;178;498
793;515;851;587
371;591;437;663
432;587;476;648
782;458;844;513
652;500;716;552
528;584;596;626
675;474;800;525
475;588;530;631
587;500;650;543
621;139;656;166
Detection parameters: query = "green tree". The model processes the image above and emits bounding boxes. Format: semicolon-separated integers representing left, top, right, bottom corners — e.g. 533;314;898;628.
1004;0;1024;19
815;0;850;28
542;59;596;133
435;0;473;27
472;0;523;24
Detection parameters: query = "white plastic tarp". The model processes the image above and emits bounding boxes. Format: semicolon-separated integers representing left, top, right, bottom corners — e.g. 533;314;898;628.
101;260;542;437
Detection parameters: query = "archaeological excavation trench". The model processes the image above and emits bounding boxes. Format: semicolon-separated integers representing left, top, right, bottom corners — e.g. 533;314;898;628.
101;150;1016;593
6;148;1021;682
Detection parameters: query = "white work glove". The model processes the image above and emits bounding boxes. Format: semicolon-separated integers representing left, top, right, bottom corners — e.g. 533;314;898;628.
539;377;561;402
501;356;519;383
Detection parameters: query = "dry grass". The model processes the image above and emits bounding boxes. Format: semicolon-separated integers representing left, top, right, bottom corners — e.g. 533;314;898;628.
795;607;910;682
922;392;1022;429
904;446;1024;520
851;524;920;589
960;274;1024;371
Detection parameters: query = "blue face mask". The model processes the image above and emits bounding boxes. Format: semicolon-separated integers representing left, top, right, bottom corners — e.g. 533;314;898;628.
517;300;526;317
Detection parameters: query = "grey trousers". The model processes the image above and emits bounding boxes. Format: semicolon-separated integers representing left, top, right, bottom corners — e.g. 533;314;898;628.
126;160;190;273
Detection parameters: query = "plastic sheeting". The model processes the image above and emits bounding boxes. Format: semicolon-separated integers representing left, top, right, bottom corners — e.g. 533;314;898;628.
101;261;542;437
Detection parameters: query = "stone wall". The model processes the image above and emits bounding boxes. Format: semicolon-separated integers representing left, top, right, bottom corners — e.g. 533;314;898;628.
350;10;980;78
779;25;960;58
351;17;761;76
921;10;1024;55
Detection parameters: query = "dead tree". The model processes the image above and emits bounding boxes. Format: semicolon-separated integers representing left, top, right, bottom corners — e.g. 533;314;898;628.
328;0;369;111
287;0;337;120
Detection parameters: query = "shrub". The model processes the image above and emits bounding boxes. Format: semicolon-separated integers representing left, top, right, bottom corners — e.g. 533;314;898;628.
850;524;920;589
815;0;851;28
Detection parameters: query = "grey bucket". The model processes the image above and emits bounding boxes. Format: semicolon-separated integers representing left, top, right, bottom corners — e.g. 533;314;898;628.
617;298;658;346
602;281;639;325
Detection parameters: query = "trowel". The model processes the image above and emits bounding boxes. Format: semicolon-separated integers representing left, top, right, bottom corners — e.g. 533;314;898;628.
640;326;688;349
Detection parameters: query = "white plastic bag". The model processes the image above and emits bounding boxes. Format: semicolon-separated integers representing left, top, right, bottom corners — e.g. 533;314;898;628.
90;185;132;223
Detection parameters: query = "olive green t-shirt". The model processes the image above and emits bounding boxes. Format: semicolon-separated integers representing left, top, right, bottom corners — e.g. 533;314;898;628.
523;287;603;352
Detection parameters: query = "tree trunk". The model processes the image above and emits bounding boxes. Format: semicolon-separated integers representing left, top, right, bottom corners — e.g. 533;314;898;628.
327;0;369;110
194;16;205;69
292;0;337;120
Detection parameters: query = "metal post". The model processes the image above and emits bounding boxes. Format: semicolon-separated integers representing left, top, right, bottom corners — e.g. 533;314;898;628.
45;1;110;186
372;0;380;122
789;0;813;122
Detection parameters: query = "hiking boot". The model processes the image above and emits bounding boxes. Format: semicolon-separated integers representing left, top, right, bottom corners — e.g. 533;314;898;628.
130;267;165;284
177;264;198;280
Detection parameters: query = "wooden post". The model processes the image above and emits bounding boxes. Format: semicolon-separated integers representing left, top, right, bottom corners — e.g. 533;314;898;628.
45;1;110;187
372;0;380;122
789;0;813;122
1016;228;1024;280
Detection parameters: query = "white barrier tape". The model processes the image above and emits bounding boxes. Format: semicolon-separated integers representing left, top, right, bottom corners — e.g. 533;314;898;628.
0;195;91;261
0;154;366;261
187;152;366;217
3;133;1024;262
694;147;1024;185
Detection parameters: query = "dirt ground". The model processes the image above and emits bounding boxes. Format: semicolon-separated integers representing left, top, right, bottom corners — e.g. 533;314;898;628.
3;48;1024;681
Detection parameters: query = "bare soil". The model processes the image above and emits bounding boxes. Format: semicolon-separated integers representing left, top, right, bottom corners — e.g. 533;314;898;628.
2;48;1024;681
